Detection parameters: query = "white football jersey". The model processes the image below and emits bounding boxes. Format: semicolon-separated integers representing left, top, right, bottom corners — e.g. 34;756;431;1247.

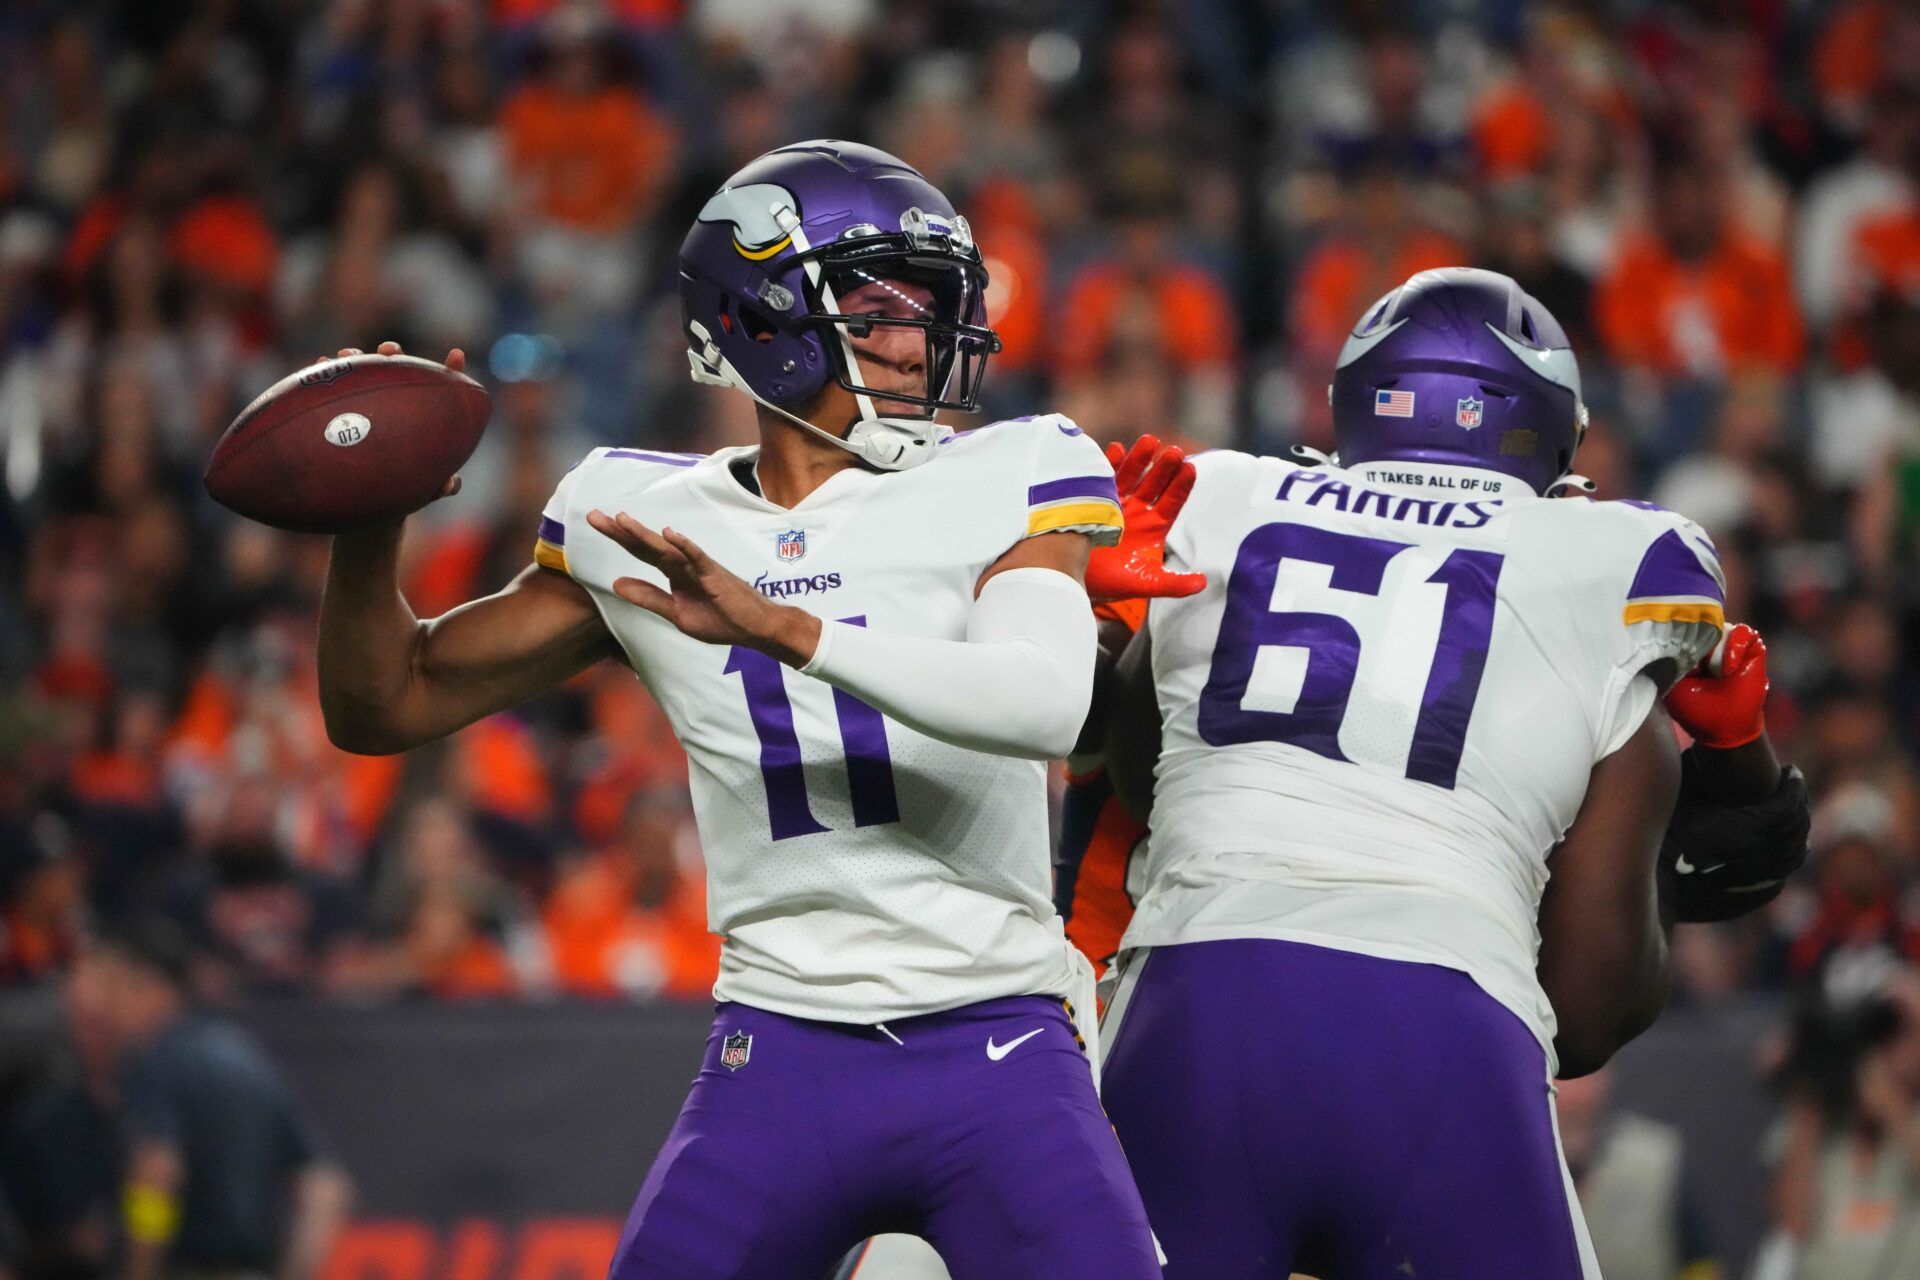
534;416;1123;1024
1122;453;1725;1056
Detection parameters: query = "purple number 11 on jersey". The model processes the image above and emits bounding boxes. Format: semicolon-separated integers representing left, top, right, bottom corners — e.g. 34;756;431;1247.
726;616;902;840
1199;523;1503;789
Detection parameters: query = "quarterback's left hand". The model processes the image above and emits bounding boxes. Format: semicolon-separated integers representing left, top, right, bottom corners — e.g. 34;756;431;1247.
1085;435;1208;605
1665;623;1769;748
587;510;820;665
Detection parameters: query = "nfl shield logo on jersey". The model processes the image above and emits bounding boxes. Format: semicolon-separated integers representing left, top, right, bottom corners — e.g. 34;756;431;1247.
1455;396;1484;430
721;1031;752;1070
776;529;806;562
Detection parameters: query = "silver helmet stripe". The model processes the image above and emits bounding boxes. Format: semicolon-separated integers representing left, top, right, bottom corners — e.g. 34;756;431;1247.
1485;323;1584;404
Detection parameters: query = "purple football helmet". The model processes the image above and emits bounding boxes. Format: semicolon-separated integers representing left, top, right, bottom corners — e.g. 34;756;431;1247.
680;141;1000;469
1329;267;1588;494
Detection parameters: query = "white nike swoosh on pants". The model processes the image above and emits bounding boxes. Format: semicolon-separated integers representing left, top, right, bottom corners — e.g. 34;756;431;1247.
985;1028;1045;1061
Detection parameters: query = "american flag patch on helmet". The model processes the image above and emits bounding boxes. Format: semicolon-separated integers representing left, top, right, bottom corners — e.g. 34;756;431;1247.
1374;389;1415;417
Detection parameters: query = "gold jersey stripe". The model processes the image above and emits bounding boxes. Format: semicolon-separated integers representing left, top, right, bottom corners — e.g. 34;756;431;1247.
1622;600;1724;628
1027;501;1124;537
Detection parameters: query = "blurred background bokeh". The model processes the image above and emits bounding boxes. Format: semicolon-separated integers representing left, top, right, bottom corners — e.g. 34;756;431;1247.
4;2;1920;1278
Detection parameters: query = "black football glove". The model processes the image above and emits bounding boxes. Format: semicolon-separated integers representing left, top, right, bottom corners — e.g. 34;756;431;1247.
1662;761;1810;923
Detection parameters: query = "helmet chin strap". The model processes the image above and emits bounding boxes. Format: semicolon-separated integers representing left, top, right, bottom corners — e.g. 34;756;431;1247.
685;319;942;472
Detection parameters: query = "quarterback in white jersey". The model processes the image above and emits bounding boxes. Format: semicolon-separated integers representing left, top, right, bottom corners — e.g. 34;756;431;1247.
533;417;1123;1024
314;141;1169;1279
1096;268;1801;1280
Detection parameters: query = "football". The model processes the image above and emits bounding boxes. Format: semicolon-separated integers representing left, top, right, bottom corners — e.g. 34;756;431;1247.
204;354;491;533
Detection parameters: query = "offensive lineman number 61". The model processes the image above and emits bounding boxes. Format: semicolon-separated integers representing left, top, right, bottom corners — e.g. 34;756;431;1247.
1199;523;1505;791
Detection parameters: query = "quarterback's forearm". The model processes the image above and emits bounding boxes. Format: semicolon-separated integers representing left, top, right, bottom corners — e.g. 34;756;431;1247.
798;567;1097;760
319;522;427;751
321;531;618;753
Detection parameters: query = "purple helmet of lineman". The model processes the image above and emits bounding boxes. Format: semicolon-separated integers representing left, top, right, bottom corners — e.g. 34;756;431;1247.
1329;267;1589;495
679;140;1000;471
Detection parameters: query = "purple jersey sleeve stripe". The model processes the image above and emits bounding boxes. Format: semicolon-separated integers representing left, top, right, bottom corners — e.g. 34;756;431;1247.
1627;529;1724;604
1028;475;1120;506
537;516;565;547
605;449;702;466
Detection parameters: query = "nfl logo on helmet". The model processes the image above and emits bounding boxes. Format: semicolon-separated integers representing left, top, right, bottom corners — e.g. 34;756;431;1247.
1455;396;1484;430
776;530;807;562
721;1031;752;1070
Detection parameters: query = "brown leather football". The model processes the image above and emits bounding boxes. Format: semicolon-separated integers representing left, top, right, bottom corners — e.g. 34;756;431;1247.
204;354;490;533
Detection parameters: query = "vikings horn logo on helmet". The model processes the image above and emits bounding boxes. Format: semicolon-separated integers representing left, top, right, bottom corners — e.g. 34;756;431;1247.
698;183;802;260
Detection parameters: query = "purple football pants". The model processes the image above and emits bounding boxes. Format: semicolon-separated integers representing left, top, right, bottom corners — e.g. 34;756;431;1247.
608;996;1161;1280
1101;938;1597;1280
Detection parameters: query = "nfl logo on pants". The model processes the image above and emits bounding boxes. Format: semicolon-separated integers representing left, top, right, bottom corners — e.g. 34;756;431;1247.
776;529;806;562
721;1031;752;1070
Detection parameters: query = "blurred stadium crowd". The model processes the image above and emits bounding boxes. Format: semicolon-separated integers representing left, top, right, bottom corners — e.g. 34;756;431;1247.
3;0;1920;1270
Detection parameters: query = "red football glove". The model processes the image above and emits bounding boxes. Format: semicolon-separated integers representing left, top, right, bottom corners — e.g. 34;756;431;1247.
1085;435;1209;605
1664;623;1769;748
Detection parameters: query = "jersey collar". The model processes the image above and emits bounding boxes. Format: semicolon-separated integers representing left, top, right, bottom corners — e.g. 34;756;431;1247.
690;445;876;516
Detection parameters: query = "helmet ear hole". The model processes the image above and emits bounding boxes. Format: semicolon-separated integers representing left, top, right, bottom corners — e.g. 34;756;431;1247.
739;304;779;344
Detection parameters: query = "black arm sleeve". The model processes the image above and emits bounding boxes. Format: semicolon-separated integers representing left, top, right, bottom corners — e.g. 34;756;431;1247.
1661;755;1810;923
1053;769;1114;923
1103;623;1162;824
